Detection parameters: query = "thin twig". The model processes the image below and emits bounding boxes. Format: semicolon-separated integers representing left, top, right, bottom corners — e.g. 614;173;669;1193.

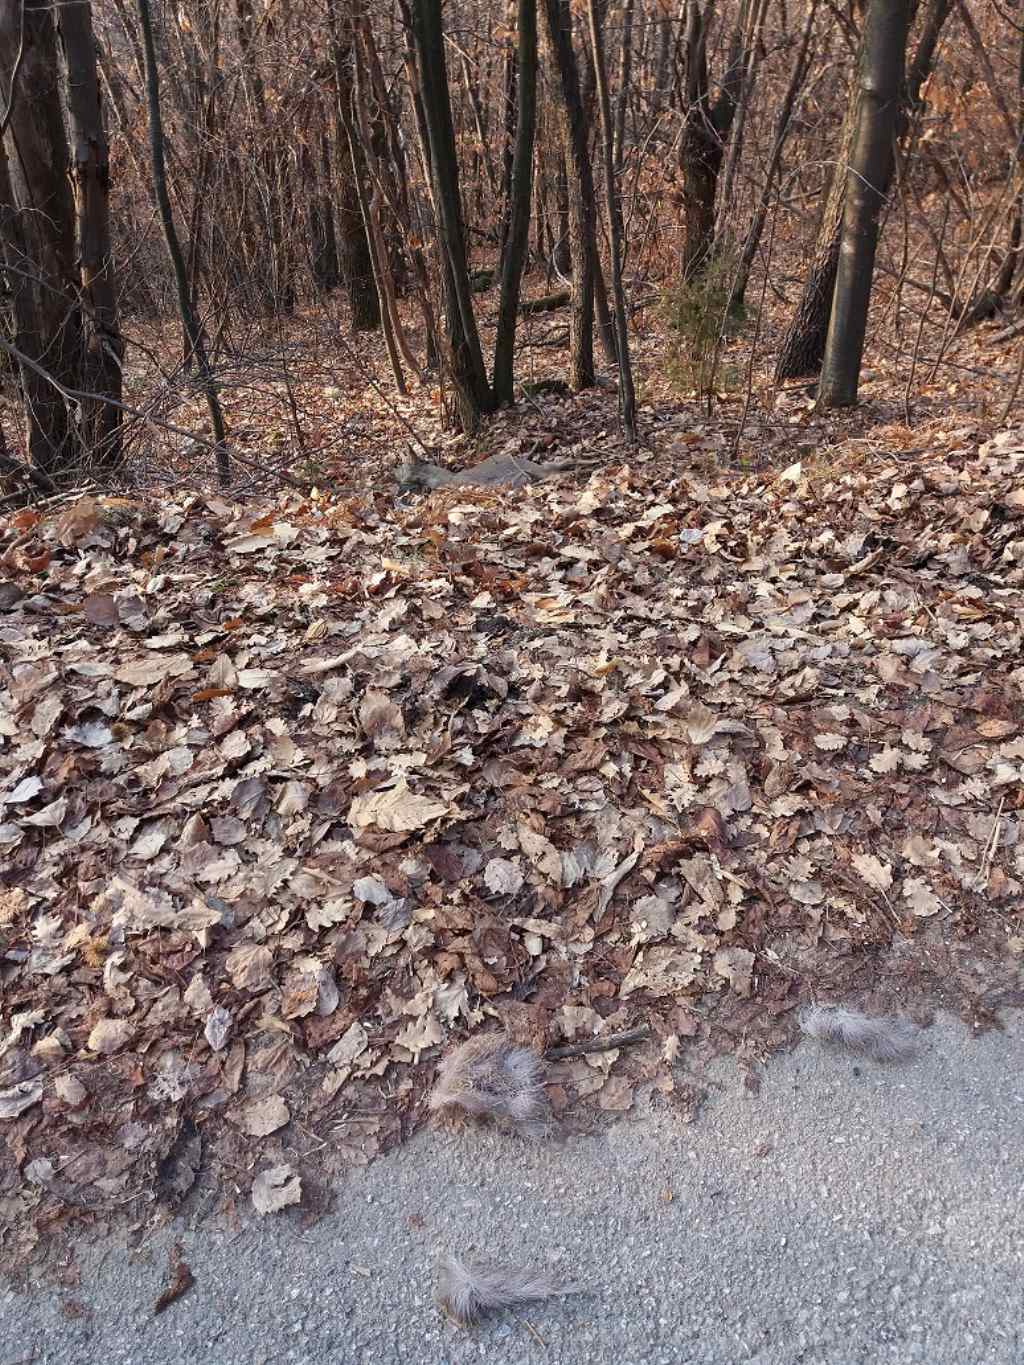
975;796;1005;892
545;1025;650;1061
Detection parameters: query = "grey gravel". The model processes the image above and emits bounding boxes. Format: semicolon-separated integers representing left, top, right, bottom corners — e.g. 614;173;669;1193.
3;1010;1022;1364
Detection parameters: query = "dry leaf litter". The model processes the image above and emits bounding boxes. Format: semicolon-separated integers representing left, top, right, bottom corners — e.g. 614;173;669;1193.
1;426;1023;1262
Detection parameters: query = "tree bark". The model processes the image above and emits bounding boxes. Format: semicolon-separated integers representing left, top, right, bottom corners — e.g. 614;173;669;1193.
0;0;84;474
678;0;747;279
733;0;820;309
818;0;912;407
56;0;123;464
493;0;538;405
541;0;597;389
136;0;229;484
327;0;380;331
586;0;636;440
776;0;952;380
307;136;342;293
407;0;494;429
612;0;635;175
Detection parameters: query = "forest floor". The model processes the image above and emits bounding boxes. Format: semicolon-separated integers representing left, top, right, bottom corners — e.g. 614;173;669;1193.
1;274;1022;1274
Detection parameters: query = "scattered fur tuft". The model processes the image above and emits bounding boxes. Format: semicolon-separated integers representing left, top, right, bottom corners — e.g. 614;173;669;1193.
436;1254;581;1324
799;1005;918;1063
428;1033;552;1137
396;452;577;492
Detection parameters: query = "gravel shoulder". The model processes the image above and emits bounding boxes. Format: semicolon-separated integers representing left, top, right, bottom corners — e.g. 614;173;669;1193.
3;1010;1022;1365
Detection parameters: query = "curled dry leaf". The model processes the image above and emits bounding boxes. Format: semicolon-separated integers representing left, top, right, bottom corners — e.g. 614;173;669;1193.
237;1094;290;1137
0;1080;43;1119
87;1018;135;1054
852;852;893;893
204;1005;233;1052
347;779;449;833
713;947;755;997
252;1163;302;1216
225;943;274;991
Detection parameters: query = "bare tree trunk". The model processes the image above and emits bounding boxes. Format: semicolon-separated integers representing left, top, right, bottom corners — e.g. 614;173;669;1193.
818;0;912;407
541;0;597;389
56;0;123;464
406;0;494;429
327;0;380;331
493;0;538;404
348;16;416;389
586;0;636;439
678;0;747;279
955;19;1024;324
499;5;518;262
308;135;341;292
776;0;951;380
0;0;84;475
714;0;770;246
554;153;571;274
136;0;229;485
612;0;635;175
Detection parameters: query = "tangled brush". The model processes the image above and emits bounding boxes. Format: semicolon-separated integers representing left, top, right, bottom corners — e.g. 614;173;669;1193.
428;1033;552;1137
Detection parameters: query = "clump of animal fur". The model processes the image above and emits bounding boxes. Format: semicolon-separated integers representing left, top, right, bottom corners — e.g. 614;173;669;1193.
799;1005;919;1063
428;1033;552;1136
396;451;577;491
437;1253;581;1324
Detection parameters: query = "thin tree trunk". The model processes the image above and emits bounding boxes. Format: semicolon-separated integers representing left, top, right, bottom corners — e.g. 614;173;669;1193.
0;0;84;475
818;0;912;407
776;0;951;380
586;0;636;440
407;0;494;429
612;0;635;175
678;0;746;278
136;0;229;485
460;49;498;200
714;0;770;245
493;0;538;405
541;0;597;389
308;135;341;292
349;18;415;389
327;0;381;331
56;0;123;465
499;6;518;262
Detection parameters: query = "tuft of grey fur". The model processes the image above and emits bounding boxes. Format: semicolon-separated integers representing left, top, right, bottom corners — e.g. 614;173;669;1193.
396;452;576;492
428;1033;552;1136
436;1253;582;1324
799;1005;919;1063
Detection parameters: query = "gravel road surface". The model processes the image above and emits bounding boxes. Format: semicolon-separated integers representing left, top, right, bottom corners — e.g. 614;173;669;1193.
3;1010;1022;1365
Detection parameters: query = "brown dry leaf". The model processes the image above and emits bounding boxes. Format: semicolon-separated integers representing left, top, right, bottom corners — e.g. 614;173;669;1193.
851;853;893;893
903;876;942;917
204;1006;233;1052
237;1095;290;1137
86;1019;135;1054
154;1243;195;1315
484;857;524;895
83;593;119;627
348;780;449;832
252;1164;302;1216
620;948;702;998
713;947;755;997
0;1081;43;1119
598;1075;636;1112
225;944;274;991
54;1075;88;1109
359;691;405;745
